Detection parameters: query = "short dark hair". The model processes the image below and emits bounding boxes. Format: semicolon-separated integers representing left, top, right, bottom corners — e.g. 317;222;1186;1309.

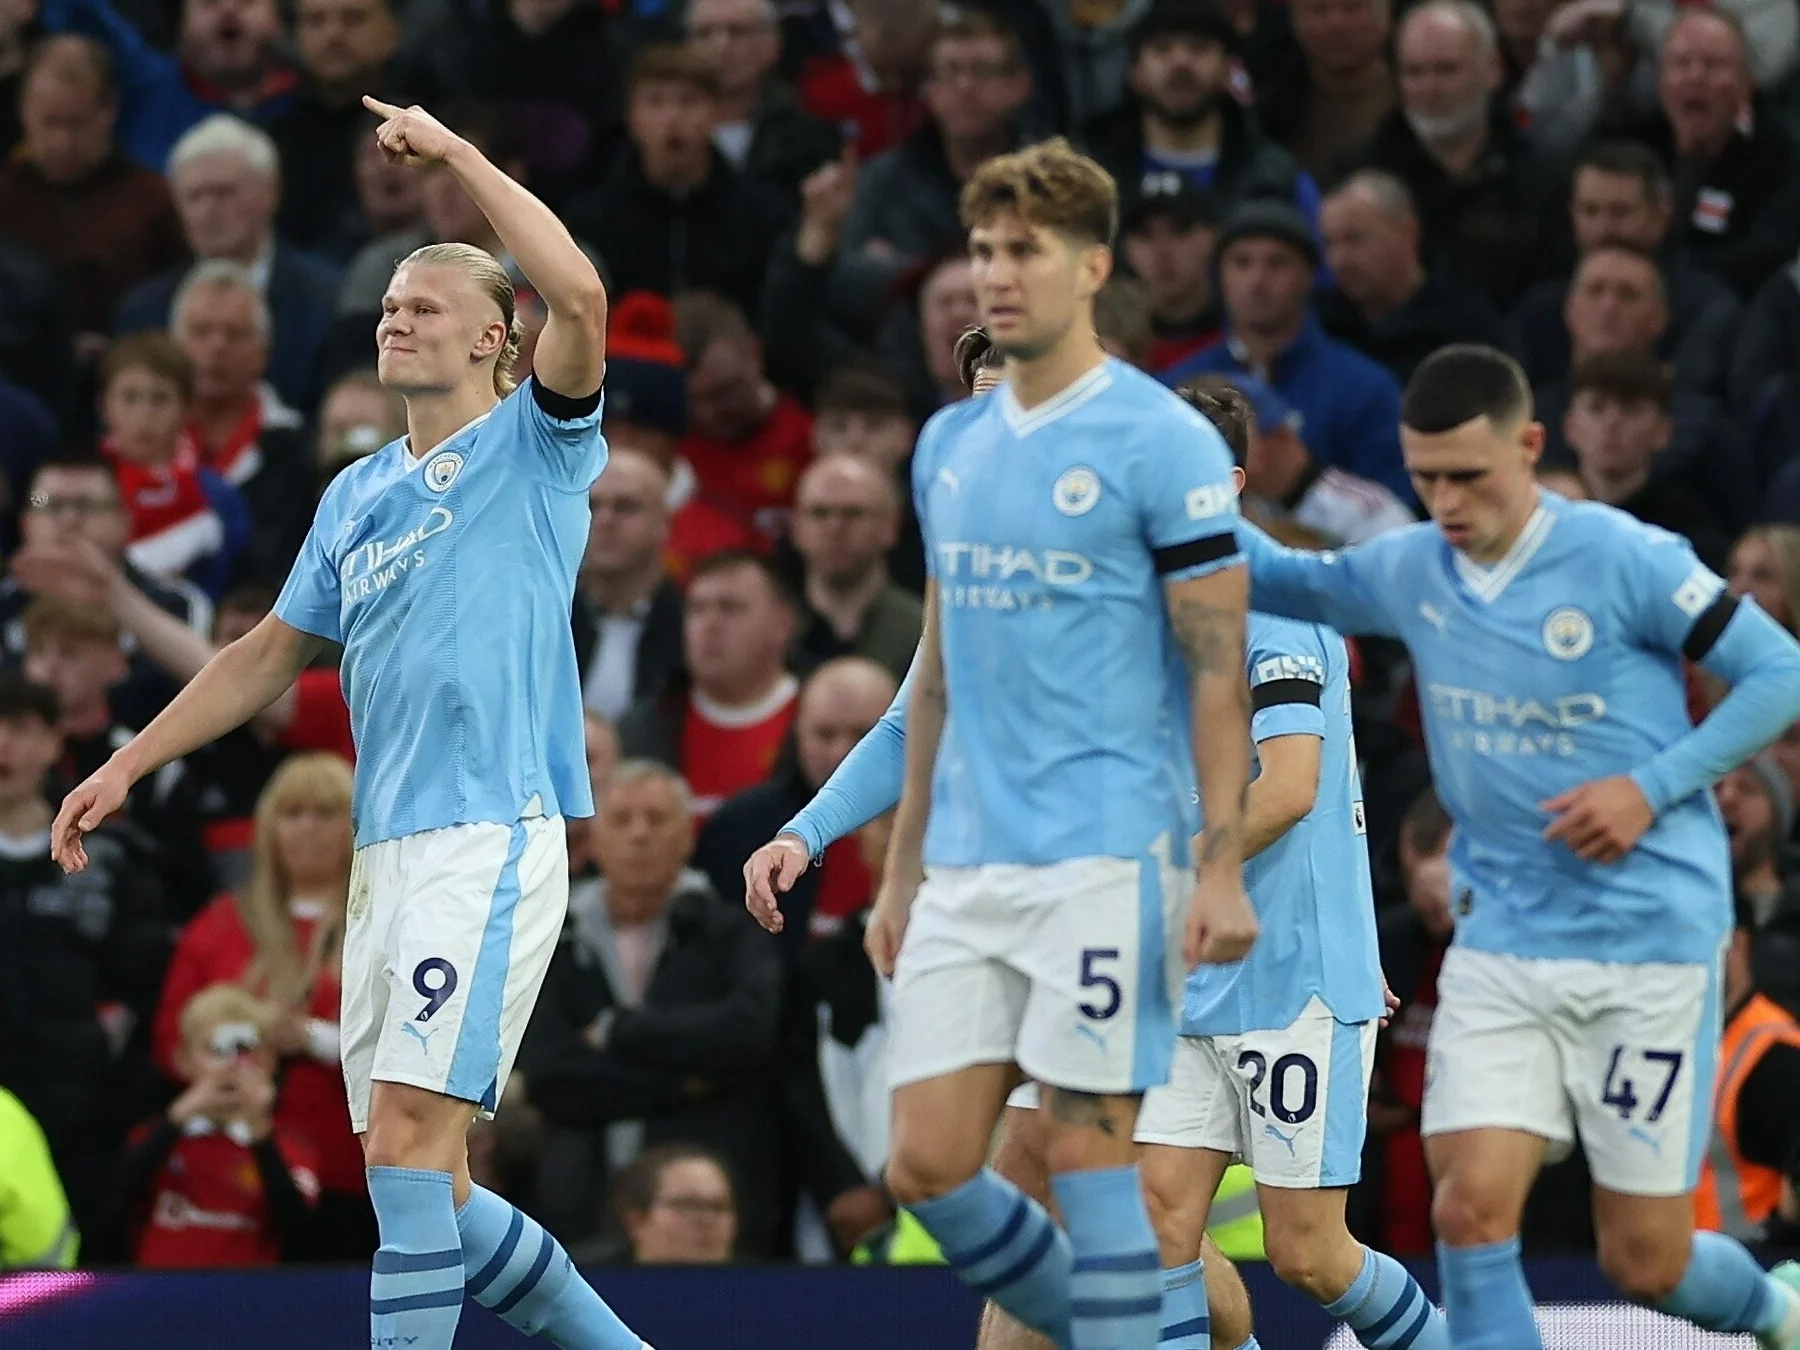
101;332;195;403
1401;786;1451;858
688;548;795;610
953;326;1004;391
931;10;1024;70
0;673;59;728
1174;375;1252;468
627;42;721;100
1567;350;1674;412
1401;344;1532;434
814;363;911;421
611;1143;736;1223
32;446;118;486
1574;141;1669;203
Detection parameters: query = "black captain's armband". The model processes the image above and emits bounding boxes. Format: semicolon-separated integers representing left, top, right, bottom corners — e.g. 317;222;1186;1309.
531;377;603;421
1251;678;1323;713
1153;534;1237;576
1683;592;1739;662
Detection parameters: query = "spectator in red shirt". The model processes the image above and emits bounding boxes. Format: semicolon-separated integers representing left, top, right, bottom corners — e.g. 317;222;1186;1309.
617;549;798;818
149;754;367;1260
796;0;932;158
123;982;320;1267
675;289;815;544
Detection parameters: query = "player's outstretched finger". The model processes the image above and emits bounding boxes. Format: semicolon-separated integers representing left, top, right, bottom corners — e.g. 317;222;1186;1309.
362;95;405;118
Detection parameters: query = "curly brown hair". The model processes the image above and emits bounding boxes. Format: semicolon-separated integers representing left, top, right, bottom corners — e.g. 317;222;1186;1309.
959;137;1118;247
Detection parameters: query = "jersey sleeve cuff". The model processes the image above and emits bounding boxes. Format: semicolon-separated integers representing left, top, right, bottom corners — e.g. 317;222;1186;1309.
1252;704;1326;743
530;375;603;421
783;817;825;862
1629;765;1675;819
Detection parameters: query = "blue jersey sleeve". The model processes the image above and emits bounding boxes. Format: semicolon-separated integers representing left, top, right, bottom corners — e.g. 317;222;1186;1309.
910;412;953;578
504;378;607;493
1238;518;1406;637
1136;409;1241;580
783;648;913;857
1619;527;1800;814
274;510;343;644
1247;620;1329;743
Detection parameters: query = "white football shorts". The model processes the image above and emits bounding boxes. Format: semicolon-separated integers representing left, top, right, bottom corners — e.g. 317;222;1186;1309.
1420;946;1721;1196
340;805;568;1133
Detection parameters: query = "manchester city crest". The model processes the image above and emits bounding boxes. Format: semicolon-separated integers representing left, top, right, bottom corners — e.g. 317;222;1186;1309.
1052;466;1101;516
1541;606;1594;661
424;450;464;493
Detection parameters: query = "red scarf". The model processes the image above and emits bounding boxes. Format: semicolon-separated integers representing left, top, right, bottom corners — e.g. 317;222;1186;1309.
103;433;216;545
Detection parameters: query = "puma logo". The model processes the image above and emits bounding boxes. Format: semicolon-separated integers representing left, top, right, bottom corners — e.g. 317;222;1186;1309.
400;1022;436;1053
1074;1023;1109;1052
1264;1122;1299;1156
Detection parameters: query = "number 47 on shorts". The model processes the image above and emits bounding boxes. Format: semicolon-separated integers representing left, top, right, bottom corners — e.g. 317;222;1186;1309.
1601;1044;1684;1121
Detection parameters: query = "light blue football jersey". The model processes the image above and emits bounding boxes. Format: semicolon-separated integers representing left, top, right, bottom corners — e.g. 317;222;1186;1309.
1239;493;1800;966
275;379;607;846
1183;612;1384;1035
912;358;1242;867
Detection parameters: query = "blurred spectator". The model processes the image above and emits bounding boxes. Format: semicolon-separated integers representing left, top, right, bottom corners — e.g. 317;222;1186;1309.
519;761;783;1254
1536;463;1589;501
615;1143;740;1264
115;115;343;414
343;127;424;260
313;366;405;479
0;37;187;345
787;456;920;681
1316;168;1508;386
1693;892;1800;1239
758;134;862;399
0;672;169;1258
0;235;76;422
1094;274;1157;368
0;1087;79;1270
1727;524;1800;632
120;983;319;1266
1717;756;1791;931
575;450;686;723
618;551;799;819
836;13;1034;316
0;0;27;150
1561;351;1731;567
1343;0;1563;312
1510;141;1741;398
93;333;251;599
1166;198;1409;500
21;597;215;918
1189;372;1412;545
1608;8;1800;298
1372;786;1452;1256
1266;0;1395;177
794;0;932;159
150;754;368;1260
676;290;814;544
807;364;923;592
1088;0;1317;228
566;45;788;320
170;262;313;583
909;252;982;413
39;0;299;169
0;375;58;549
686;0;840;204
1119;173;1222;371
267;0;400;257
1731;249;1800;409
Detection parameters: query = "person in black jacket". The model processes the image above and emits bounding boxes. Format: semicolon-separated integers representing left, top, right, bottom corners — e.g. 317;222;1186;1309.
0;673;170;1261
518;761;786;1256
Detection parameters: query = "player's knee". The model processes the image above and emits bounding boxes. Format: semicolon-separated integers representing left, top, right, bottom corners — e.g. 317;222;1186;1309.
362;1083;470;1171
1139;1169;1204;1264
1264;1223;1346;1303
884;1143;981;1207
1596;1227;1689;1304
1430;1174;1517;1247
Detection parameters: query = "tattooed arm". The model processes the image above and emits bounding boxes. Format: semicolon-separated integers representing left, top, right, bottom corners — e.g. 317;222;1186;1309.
1166;563;1258;964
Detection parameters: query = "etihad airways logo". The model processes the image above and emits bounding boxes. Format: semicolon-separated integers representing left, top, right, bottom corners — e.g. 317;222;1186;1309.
340;506;452;599
936;542;1094;614
1428;684;1606;758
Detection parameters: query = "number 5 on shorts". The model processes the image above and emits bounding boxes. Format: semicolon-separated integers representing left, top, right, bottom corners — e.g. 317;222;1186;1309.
1079;947;1121;1020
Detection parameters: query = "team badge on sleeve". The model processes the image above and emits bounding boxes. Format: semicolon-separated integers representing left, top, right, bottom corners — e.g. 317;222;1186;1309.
1542;606;1594;661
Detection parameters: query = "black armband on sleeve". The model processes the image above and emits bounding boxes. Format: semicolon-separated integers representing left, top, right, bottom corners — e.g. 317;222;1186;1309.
1252;678;1324;712
531;377;603;421
1682;592;1739;662
1152;534;1238;576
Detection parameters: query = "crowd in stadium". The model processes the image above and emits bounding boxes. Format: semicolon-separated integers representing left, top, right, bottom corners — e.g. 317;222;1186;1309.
1;0;1799;1280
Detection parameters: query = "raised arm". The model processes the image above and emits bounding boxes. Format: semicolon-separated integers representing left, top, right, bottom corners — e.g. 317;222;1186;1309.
1237;518;1405;638
364;98;607;398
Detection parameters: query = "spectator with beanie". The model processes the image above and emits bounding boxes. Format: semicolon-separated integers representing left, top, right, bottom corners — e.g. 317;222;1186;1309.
1119;173;1223;371
1087;0;1318;229
618;551;798;820
0;671;169;1260
1166;197;1408;499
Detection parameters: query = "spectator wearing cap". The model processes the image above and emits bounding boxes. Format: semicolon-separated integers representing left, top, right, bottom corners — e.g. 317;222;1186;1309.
1602;9;1800;300
1265;0;1396;178
1561;351;1731;569
1120;173;1223;370
686;0;840;207
0;37;187;346
1087;0;1319;233
1339;0;1564;311
567;44;789;321
1187;371;1412;545
1509;142;1741;402
1166;198;1408;500
834;13;1037;327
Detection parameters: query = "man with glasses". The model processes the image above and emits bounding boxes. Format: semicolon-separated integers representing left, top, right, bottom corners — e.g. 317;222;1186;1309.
2;450;213;726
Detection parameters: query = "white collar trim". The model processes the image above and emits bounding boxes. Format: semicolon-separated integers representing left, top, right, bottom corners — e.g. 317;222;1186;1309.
692;674;798;728
1001;362;1114;438
402;408;495;472
1452;503;1553;604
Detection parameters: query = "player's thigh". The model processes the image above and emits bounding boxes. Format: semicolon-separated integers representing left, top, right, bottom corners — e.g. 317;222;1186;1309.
342;839;398;1136
1015;850;1187;1099
1421;948;1573;1153
1232;1000;1375;1192
1559;956;1720;1200
994;1092;1056;1211
1138;1140;1233;1267
1133;1035;1241;1241
370;818;568;1119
